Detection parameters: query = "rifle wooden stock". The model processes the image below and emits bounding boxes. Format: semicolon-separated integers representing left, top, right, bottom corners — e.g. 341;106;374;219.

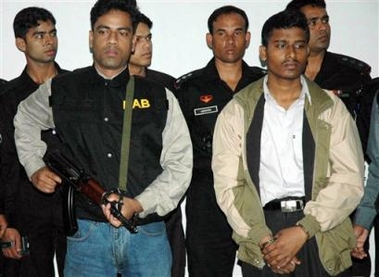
78;178;105;205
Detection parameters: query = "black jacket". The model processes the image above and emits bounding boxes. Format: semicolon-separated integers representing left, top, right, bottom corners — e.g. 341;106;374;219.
0;64;67;226
313;51;372;159
146;68;176;94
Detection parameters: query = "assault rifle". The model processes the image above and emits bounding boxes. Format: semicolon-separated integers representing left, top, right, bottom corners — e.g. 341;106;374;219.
45;151;138;233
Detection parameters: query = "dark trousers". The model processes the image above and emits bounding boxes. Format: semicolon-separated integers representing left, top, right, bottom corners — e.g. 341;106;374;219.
240;208;346;277
185;172;237;277
2;188;66;277
165;207;186;277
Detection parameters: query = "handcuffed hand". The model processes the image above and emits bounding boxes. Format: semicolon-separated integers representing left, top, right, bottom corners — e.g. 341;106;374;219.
262;226;307;271
269;258;300;274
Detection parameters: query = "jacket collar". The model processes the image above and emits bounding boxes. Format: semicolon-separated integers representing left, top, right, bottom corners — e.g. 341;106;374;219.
235;75;333;119
90;65;130;87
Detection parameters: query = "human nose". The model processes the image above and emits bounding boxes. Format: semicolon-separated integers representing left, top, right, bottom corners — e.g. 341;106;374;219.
108;31;118;44
225;34;235;44
315;19;328;31
138;37;150;48
286;46;296;58
44;35;54;46
144;40;152;50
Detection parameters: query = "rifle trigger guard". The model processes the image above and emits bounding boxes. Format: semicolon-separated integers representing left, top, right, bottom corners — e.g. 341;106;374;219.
101;189;124;212
101;190;138;234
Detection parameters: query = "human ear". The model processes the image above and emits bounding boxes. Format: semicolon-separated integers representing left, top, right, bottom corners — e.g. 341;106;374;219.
259;45;267;61
15;38;26;53
206;33;213;50
89;30;93;53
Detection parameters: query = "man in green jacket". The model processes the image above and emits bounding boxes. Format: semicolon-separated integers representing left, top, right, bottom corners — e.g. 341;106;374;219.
212;9;364;277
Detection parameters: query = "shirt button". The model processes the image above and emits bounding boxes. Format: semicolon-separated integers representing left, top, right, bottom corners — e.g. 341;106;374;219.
104;117;109;122
107;153;113;158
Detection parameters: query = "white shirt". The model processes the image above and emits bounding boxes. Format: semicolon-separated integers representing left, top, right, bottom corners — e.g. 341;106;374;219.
259;76;311;206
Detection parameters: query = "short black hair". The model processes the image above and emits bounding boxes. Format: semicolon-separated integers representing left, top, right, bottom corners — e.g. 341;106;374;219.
90;0;139;31
261;9;310;47
286;0;326;11
207;5;249;34
136;13;153;29
13;7;56;39
124;0;137;6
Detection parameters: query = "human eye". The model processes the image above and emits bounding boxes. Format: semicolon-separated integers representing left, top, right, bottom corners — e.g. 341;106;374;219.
307;19;317;27
234;30;243;36
294;42;306;49
50;30;57;37
216;30;226;37
276;42;286;49
119;30;129;37
146;34;152;41
34;33;44;39
321;16;329;24
97;28;108;36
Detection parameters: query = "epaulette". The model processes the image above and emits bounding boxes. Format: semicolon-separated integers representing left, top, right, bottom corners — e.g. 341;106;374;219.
251;66;268;76
335;53;371;75
174;69;203;90
1;78;18;95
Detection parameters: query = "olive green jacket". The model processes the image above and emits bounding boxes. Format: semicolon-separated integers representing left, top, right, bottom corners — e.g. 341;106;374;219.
212;77;364;276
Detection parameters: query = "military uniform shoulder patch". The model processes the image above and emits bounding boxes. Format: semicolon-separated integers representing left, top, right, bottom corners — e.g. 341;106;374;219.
335;53;371;75
250;66;267;75
174;69;203;90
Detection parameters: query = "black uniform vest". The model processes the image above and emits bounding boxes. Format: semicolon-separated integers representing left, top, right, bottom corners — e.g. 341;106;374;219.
50;66;168;223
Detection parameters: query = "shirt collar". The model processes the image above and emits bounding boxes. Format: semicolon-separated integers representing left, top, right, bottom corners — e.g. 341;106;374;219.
263;75;312;105
94;64;128;80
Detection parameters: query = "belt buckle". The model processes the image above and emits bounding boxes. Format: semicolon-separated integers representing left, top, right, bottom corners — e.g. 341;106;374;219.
280;200;303;212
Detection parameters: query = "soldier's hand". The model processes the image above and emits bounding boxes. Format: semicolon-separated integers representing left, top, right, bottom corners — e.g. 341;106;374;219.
101;194;142;228
351;225;369;259
0;215;7;239
1;228;22;259
31;166;62;193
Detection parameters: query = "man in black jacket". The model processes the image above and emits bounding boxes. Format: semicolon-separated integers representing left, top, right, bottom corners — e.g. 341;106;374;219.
176;5;266;276
13;1;192;276
0;7;67;277
286;0;372;155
